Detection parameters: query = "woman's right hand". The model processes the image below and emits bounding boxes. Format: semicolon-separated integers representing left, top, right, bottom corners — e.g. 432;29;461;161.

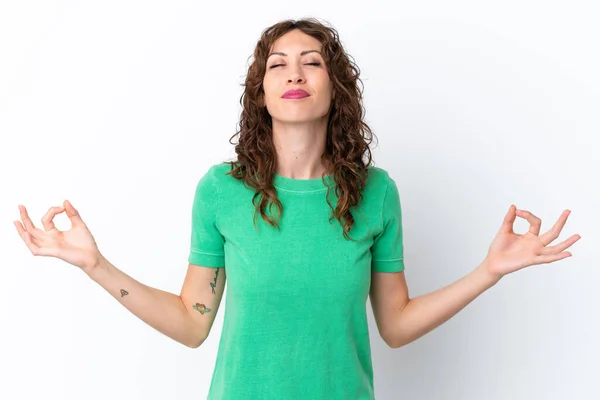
14;200;103;273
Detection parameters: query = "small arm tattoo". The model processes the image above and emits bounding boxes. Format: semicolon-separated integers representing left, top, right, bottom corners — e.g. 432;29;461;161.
193;303;211;314
120;289;129;297
210;268;220;295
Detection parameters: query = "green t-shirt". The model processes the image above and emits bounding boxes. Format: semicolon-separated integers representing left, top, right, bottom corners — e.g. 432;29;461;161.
188;162;405;400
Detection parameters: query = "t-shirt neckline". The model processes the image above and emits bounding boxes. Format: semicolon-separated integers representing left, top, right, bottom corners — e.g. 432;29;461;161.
273;172;334;192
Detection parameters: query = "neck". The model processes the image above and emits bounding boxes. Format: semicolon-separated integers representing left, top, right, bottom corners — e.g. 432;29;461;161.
272;117;331;179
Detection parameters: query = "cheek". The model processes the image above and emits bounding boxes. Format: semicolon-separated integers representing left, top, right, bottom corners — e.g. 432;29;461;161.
316;74;333;94
262;78;278;100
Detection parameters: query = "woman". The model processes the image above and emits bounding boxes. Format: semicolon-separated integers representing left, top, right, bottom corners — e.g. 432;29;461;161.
14;18;580;400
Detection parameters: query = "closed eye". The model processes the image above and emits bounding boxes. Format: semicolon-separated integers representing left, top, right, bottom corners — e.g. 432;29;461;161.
269;62;321;69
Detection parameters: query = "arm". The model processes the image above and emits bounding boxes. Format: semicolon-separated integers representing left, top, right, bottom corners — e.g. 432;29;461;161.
370;205;579;349
86;256;226;348
370;262;498;349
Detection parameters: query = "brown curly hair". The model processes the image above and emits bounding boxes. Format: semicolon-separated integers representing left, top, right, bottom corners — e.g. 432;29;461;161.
224;17;378;240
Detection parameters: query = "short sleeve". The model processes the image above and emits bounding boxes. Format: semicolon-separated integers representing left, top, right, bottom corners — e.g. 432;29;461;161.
371;174;405;273
187;166;225;267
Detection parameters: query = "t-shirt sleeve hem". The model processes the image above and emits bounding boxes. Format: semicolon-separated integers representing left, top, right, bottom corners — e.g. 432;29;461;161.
188;249;225;268
372;258;405;273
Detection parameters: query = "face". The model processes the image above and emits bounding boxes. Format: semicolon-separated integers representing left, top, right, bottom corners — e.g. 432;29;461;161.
262;29;334;124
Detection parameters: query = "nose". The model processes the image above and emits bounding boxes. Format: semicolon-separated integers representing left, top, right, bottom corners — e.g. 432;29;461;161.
287;76;305;84
287;66;305;84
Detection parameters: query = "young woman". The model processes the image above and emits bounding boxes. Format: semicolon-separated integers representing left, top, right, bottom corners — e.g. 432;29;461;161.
14;18;580;400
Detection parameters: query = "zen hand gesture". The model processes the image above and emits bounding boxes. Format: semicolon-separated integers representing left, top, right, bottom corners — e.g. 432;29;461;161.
14;200;102;272
484;205;581;279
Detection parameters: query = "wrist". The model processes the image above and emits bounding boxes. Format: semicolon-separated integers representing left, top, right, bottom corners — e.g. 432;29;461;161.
82;252;107;278
475;258;503;288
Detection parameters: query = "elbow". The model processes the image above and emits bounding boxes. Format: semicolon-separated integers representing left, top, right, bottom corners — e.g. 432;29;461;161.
183;317;209;348
382;332;402;349
388;334;421;349
380;324;404;349
185;336;206;349
384;332;409;349
184;329;208;348
386;338;404;349
387;339;408;349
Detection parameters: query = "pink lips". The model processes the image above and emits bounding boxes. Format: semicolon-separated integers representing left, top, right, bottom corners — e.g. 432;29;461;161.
282;89;310;99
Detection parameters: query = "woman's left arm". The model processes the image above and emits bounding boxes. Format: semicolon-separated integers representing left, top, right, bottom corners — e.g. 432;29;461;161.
370;205;581;348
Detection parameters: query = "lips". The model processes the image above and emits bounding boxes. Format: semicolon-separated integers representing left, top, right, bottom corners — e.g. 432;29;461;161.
282;89;310;99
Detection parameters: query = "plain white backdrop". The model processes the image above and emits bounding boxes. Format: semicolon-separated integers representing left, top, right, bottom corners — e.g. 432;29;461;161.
1;1;598;399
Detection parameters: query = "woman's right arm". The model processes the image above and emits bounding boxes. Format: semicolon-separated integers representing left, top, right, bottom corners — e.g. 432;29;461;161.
85;256;225;348
14;200;226;348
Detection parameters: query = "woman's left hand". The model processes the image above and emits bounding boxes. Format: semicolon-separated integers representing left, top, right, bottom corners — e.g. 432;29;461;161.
483;204;581;280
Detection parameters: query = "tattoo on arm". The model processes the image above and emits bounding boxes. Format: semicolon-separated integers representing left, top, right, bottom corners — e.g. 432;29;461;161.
210;268;219;295
193;303;212;314
120;289;129;297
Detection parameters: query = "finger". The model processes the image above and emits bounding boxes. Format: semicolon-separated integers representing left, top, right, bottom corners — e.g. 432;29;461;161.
533;251;572;265
18;204;39;233
17;205;44;240
14;220;27;242
41;206;65;232
541;234;581;255
539;210;571;246
14;220;41;255
515;209;542;235
498;204;517;234
64;200;85;228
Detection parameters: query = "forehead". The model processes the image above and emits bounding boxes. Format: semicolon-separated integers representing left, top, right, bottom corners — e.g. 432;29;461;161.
270;29;322;52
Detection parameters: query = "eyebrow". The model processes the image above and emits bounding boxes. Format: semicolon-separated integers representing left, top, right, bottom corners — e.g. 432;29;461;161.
267;49;321;59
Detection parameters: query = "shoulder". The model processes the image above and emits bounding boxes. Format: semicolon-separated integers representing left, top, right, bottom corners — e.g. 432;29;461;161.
199;161;249;195
366;165;395;192
197;162;235;184
205;161;232;177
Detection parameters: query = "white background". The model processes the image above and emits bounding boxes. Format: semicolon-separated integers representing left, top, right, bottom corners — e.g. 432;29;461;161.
1;1;598;399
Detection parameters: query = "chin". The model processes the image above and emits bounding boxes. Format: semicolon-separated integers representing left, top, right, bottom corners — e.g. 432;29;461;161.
273;115;327;124
269;108;331;124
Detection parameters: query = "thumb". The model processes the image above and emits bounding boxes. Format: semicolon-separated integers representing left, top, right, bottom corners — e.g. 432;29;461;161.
498;204;516;234
63;200;86;227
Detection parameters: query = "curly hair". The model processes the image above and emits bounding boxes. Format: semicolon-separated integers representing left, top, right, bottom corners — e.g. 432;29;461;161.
224;17;378;240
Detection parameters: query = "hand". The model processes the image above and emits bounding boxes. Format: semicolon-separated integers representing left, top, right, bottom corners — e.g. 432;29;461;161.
483;204;581;280
14;200;103;272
